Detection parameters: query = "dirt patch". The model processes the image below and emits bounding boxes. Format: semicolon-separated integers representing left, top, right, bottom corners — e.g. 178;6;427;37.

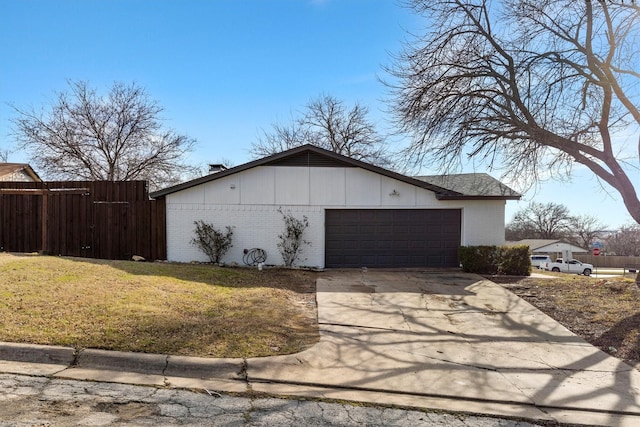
498;273;640;368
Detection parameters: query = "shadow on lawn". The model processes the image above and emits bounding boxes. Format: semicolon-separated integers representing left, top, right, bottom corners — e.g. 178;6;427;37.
74;256;318;293
594;312;640;366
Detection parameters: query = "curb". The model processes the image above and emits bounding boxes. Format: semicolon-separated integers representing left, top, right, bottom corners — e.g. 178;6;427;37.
0;342;75;365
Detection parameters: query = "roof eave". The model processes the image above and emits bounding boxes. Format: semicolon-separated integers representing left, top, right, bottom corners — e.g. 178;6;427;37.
25;166;42;182
435;194;521;201
150;144;464;199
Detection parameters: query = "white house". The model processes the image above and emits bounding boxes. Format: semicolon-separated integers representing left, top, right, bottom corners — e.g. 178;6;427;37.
0;163;41;182
506;239;589;256
151;145;520;268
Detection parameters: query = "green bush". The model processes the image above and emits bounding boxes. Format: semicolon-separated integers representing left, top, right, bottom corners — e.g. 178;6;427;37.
459;246;499;274
498;245;531;276
459;245;530;276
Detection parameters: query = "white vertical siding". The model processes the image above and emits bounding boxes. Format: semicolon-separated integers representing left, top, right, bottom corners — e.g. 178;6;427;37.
240;168;275;204
275;167;310;205
345;168;381;205
164;165;507;266
459;200;506;246
309;167;346;205
203;175;240;204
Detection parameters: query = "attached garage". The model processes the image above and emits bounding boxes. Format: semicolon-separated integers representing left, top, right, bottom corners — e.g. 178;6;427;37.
325;209;461;268
151;145;520;268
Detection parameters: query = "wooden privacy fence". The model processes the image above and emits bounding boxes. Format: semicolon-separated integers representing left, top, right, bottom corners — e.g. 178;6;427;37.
575;254;640;270
0;181;166;261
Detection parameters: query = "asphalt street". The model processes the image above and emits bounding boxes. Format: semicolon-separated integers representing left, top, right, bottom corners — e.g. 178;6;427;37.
0;373;544;426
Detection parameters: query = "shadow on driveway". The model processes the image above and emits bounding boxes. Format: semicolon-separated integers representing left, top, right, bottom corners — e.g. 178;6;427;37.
247;269;640;426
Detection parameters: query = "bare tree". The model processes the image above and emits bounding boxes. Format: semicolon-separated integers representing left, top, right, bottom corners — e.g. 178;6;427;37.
606;223;640;256
0;148;9;162
11;80;196;190
251;94;391;167
507;202;572;239
388;0;640;224
567;214;607;250
504;222;533;242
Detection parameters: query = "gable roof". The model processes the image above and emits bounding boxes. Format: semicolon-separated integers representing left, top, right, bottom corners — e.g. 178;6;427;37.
414;173;521;199
0;163;42;182
506;239;588;253
150;144;520;200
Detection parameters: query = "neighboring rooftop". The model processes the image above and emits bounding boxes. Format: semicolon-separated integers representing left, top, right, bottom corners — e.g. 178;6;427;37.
0;163;42;182
506;239;588;253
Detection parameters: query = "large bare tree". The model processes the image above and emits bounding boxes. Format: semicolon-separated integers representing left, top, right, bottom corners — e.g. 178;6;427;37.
606;223;640;255
507;201;573;240
568;214;607;250
506;202;606;249
389;0;640;224
251;94;391;167
11;80;196;190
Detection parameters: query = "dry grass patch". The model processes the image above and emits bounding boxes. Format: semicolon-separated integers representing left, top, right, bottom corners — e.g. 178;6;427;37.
0;253;318;357
503;272;640;366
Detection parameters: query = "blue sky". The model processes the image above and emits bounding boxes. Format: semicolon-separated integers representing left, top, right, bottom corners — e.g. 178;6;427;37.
0;0;635;229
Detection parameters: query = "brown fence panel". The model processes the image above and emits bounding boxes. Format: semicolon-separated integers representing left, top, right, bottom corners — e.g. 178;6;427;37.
128;200;166;261
46;191;92;257
152;197;166;260
0;181;166;260
0;190;41;253
575;255;640;269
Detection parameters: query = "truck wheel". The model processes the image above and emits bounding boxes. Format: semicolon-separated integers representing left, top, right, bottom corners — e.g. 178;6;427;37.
552;267;560;272
583;269;591;276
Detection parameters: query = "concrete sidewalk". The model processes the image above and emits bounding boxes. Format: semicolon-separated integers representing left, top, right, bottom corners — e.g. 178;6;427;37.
1;270;639;426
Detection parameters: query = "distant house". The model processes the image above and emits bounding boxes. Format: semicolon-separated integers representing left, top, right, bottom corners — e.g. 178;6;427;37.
151;144;521;269
0;163;42;182
506;239;588;255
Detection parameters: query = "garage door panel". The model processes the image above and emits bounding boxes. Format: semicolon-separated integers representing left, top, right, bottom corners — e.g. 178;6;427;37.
408;240;426;250
410;224;427;233
442;223;459;232
427;224;444;233
358;211;378;221
392;224;409;234
392;241;408;250
378;224;394;234
325;209;461;268
343;241;360;250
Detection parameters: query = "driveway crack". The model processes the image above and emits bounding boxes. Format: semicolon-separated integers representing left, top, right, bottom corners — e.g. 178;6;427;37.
398;308;413;332
162;355;169;387
239;358;252;392
400;349;499;372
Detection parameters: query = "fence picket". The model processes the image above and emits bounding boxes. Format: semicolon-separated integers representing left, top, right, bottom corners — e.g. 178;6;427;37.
0;181;166;260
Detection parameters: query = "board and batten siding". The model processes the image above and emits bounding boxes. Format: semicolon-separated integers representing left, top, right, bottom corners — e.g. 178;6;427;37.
165;166;506;266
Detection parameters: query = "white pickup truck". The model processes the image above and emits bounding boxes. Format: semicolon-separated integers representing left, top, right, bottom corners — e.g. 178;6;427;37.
541;258;594;276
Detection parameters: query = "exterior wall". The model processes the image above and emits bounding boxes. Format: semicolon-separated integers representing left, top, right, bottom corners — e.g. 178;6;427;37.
0;170;36;182
455;200;506;246
165;166;506;266
166;204;324;266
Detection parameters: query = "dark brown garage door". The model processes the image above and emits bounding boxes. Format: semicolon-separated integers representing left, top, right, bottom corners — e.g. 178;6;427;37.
325;209;461;268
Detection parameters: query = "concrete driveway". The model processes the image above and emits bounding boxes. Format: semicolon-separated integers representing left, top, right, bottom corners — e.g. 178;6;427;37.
1;270;639;426
247;270;640;426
